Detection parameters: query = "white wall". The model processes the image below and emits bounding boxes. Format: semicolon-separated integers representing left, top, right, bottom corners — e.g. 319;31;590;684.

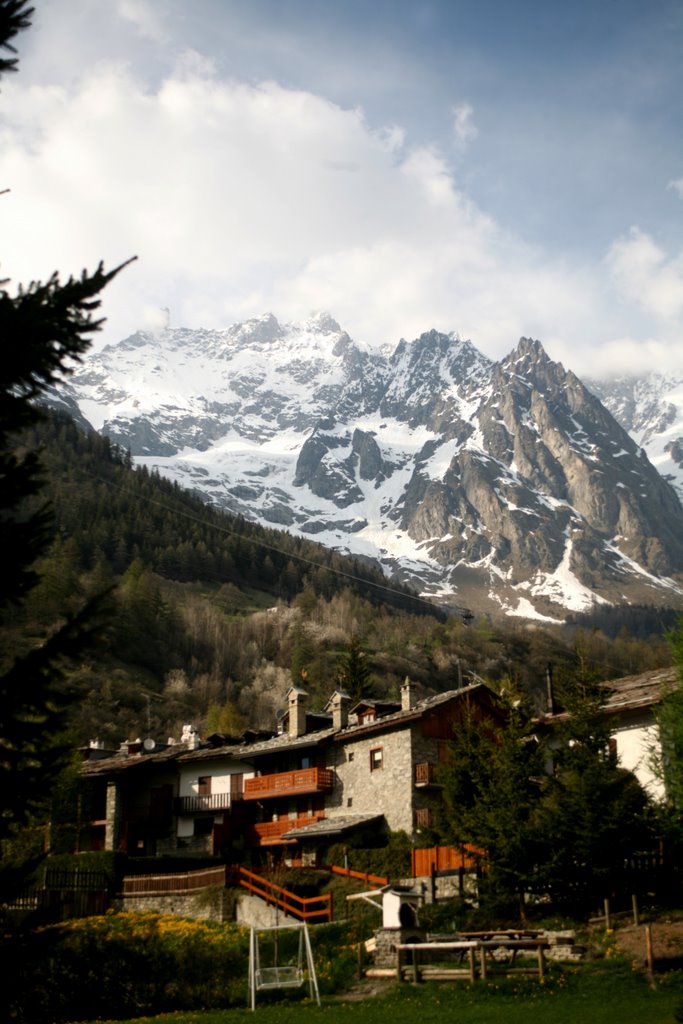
612;718;663;799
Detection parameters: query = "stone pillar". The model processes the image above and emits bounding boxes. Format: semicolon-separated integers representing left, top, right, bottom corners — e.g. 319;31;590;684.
105;780;122;851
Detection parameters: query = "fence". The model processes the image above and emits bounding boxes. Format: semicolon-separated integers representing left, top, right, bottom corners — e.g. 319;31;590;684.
3;868;111;922
229;866;333;923
329;864;389;887
122;865;228;896
412;845;482;877
120;864;333;923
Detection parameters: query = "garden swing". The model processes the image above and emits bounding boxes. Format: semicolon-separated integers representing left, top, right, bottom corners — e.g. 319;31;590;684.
248;922;320;1010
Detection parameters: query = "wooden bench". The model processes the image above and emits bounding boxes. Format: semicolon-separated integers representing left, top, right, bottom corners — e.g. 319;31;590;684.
477;938;549;980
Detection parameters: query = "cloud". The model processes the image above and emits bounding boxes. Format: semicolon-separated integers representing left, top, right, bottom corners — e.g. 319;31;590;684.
606;227;683;322
116;0;168;43
668;177;683;200
0;51;681;379
451;102;478;148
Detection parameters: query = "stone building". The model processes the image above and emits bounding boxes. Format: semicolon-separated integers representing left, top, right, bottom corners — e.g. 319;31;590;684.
79;681;504;864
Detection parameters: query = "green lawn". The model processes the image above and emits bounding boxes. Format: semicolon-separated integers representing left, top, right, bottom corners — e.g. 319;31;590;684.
80;960;683;1024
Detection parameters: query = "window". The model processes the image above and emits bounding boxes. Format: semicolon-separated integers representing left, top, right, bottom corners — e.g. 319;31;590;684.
414;807;433;829
194;817;213;836
198;776;211;796
348;751;354;762
370;748;383;772
347;797;353;808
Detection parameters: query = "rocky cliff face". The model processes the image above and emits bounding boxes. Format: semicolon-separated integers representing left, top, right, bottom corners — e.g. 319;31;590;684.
55;315;683;619
587;372;683;503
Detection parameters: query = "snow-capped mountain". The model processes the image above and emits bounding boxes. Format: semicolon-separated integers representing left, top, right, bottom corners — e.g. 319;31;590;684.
53;314;683;620
587;373;683;502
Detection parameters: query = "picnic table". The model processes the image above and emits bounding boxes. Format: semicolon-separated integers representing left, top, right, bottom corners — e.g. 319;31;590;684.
396;940;479;983
396;932;549;984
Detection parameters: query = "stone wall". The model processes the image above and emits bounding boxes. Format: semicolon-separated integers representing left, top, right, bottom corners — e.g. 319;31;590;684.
330;724;437;833
118;890;308;931
118;888;233;922
373;926;426;968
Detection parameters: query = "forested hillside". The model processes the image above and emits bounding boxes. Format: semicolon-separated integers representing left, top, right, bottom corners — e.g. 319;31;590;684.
6;409;676;747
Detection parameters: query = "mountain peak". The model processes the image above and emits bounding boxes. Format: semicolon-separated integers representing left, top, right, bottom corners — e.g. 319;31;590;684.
58;313;683;620
304;311;343;335
511;336;552;364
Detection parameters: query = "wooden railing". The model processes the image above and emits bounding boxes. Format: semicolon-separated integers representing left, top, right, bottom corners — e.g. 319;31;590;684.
230;865;333;922
122;865;228;895
174;793;235;814
329;864;389;886
244;767;334;800
246;812;326;845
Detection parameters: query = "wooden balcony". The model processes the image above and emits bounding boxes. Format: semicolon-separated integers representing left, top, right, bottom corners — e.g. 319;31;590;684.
173;793;235;814
414;762;440;786
243;767;334;801
246;812;326;846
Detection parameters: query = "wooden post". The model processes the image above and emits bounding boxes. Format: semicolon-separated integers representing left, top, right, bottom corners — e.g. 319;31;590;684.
357;941;363;980
603;898;611;931
645;924;655;988
479;944;487;981
413;947;420;985
396;945;403;982
537;942;545;980
468;945;476;983
430;862;436;903
632;894;640;926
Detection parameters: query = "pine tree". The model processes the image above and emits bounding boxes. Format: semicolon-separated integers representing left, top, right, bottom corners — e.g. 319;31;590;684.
436;696;544;917
336;634;372;702
652;617;683;841
0;0;132;864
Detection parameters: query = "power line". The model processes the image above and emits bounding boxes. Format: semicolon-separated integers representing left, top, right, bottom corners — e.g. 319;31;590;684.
73;461;445;615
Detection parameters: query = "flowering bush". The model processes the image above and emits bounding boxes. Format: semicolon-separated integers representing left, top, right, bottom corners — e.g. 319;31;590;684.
5;911;249;1022
4;912;360;1022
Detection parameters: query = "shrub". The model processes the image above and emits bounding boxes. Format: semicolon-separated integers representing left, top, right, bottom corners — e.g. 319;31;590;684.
4;911;249;1022
329;830;412;880
3;911;359;1022
310;922;359;994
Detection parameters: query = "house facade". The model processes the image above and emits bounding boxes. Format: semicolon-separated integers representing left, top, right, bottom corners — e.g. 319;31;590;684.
79;680;504;863
539;666;677;800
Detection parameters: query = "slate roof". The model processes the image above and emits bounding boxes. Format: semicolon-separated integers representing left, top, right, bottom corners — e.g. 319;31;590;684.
601;667;678;717
334;682;503;742
539;667;678;725
282;813;384;840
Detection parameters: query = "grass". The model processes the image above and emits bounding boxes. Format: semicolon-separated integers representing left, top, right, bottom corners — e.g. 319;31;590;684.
77;957;683;1024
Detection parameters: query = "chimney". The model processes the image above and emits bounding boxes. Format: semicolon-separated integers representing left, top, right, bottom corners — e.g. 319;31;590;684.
288;687;308;738
326;690;350;731
401;677;415;711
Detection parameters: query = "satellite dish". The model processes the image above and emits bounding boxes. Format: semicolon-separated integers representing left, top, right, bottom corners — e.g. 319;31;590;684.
143;737;156;752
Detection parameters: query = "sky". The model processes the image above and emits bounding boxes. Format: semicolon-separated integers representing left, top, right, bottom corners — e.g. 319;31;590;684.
1;0;682;377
